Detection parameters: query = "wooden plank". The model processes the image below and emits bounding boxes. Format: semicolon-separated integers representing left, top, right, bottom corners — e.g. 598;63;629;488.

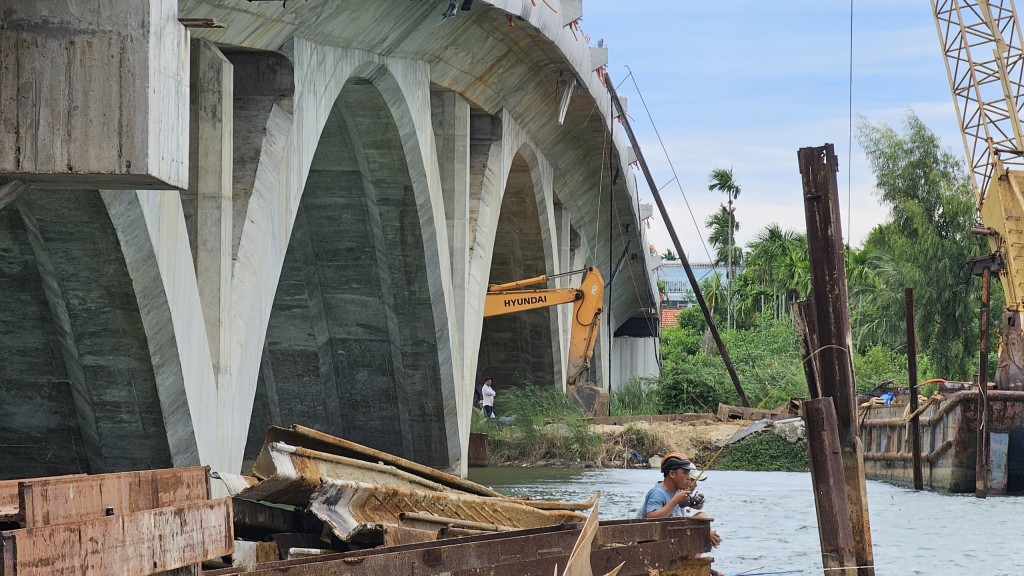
18;467;210;528
0;475;84;521
1;498;233;576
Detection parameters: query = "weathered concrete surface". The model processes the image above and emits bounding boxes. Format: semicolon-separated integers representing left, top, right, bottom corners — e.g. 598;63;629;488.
0;0;189;188
0;0;661;479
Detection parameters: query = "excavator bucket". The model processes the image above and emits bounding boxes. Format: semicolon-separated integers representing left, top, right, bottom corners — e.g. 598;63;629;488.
567;384;609;417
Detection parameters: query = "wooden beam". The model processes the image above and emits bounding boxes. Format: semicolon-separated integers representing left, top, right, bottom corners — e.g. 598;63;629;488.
18;467;210;528
803;398;857;576
1;498;233;576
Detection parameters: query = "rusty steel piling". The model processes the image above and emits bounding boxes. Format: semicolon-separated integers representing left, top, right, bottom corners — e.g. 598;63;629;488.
905;288;923;491
797;143;874;576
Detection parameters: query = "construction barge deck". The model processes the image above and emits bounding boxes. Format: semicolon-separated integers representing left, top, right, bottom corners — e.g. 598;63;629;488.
0;425;717;575
860;386;1024;494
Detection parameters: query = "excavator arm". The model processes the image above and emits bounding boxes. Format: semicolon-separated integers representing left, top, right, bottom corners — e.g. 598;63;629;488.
483;267;604;386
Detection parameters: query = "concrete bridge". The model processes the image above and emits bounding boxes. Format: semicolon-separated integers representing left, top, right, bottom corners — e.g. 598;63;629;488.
0;0;659;479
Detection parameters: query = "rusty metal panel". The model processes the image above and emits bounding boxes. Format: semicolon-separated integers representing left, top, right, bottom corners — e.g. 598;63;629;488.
263;426;503;497
1;498;233;576
310;480;583;543
17;467;210;528
0;475;85;522
206;518;709;576
246;442;451;505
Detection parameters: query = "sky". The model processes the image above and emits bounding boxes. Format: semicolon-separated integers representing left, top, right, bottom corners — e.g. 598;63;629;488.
576;1;964;264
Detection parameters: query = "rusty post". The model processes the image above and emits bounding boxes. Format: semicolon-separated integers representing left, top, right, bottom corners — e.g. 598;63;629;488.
798;144;873;576
977;266;992;498
803;397;858;576
605;74;749;407
905;288;923;491
793;299;822;399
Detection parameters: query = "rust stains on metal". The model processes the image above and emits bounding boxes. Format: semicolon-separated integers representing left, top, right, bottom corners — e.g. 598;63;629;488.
260;425;503;497
1;498;233;576
17;466;210;528
206;517;712;576
309;479;584;543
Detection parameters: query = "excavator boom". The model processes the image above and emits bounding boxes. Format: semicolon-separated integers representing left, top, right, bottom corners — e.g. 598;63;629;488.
483;267;604;387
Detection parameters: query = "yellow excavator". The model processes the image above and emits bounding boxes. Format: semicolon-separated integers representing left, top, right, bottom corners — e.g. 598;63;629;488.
933;0;1024;390
483;266;609;414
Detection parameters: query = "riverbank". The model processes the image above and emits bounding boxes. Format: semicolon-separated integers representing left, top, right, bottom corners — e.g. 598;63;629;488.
483;415;808;471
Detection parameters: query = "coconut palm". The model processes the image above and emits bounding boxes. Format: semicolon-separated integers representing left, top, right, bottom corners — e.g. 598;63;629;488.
708;168;742;329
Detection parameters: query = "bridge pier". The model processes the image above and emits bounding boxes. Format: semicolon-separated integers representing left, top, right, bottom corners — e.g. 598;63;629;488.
0;0;661;481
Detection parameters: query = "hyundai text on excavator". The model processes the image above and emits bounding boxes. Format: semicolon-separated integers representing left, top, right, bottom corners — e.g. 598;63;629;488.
482;266;609;415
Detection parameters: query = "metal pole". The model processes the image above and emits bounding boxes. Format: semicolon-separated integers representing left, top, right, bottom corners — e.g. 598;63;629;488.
803;397;858;576
977;266;992;498
905;288;923;491
798;144;873;576
792;299;822;399
604;74;750;407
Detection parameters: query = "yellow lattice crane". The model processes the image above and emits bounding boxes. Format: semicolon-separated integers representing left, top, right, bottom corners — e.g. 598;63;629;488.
933;0;1024;389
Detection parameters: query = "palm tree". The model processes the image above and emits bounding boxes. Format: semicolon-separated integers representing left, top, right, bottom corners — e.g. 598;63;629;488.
709;168;741;329
704;206;741;266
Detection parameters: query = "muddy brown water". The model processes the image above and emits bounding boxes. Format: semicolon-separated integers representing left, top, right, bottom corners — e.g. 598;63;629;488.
469;467;1024;576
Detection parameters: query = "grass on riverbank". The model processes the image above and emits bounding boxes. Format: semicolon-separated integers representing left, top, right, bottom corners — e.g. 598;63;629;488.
483;386;603;466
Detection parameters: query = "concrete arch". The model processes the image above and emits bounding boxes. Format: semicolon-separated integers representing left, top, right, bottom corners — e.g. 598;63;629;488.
0;189;183;478
229;40;458;473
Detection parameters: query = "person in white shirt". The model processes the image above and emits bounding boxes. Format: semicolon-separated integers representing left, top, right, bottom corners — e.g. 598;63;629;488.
481;377;496;419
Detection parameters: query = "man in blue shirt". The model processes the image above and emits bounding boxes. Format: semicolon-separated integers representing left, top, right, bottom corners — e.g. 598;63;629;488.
639;453;722;548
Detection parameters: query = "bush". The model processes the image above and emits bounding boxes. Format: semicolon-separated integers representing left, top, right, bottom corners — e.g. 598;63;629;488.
714;432;808;472
598;424;668;467
656;356;731;414
611;377;660;416
487;386;602;465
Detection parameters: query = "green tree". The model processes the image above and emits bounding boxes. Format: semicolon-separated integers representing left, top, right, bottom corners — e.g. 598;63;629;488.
709;167;742;329
856;113;991;378
662;249;678;261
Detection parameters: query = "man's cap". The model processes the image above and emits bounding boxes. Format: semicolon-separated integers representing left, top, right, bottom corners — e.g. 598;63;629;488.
660;454;704;480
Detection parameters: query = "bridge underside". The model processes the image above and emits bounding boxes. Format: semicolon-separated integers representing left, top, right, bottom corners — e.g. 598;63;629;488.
0;0;660;479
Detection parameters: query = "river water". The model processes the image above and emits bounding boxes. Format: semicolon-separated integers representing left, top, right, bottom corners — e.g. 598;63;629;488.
468;467;1024;576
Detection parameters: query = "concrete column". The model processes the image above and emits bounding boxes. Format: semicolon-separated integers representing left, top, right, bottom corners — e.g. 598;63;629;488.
0;0;189;189
0;180;30;211
184;40;234;388
430;89;471;364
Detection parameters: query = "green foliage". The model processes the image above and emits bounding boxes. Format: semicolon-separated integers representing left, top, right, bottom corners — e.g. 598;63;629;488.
660;325;702;360
610;377;661;416
853;346;908;392
656;355;733;414
487;386;602;465
715;433;809;472
855;113;995;378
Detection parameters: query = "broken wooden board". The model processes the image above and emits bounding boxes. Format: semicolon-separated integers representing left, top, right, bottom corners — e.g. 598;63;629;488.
260;425;503;497
1;498;234;576
309;479;584;543
17;466;209;528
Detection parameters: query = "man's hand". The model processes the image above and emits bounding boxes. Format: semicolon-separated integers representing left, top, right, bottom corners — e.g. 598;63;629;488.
669;489;692;507
709;529;722;548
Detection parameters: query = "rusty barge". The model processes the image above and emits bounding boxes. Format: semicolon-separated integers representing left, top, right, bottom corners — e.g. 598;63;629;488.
0;425;719;575
859;382;1024;494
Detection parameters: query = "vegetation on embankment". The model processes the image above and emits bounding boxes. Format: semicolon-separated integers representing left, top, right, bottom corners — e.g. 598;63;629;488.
474;384;808;471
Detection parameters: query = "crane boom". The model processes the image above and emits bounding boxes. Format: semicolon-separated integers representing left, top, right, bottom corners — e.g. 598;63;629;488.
934;0;1024;389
